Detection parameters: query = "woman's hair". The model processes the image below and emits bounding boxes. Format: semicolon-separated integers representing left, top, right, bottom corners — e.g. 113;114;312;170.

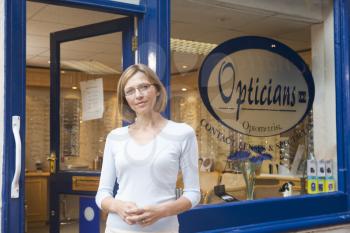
117;64;167;122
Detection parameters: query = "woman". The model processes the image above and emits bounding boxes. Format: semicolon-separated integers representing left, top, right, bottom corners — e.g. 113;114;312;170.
96;64;201;233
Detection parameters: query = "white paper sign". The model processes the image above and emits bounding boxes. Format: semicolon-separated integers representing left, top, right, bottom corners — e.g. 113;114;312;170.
80;79;104;121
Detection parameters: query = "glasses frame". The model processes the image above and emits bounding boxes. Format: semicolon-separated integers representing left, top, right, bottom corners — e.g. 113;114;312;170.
124;83;156;97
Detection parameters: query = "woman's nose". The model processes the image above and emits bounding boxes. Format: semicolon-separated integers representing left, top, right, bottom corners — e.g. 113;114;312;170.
134;89;144;98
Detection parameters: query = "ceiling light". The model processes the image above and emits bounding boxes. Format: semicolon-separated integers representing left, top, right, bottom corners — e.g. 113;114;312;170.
61;60;120;75
181;88;188;92
72;86;77;90
182;65;188;69
171;38;217;55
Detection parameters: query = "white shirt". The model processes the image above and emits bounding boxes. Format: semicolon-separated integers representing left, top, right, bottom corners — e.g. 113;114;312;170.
95;120;201;233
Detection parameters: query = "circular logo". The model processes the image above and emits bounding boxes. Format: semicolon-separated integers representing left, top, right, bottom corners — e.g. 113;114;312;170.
84;207;95;222
199;36;315;137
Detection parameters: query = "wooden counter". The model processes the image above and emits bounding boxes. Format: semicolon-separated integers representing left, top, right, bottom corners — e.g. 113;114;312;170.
256;174;303;192
25;171;50;177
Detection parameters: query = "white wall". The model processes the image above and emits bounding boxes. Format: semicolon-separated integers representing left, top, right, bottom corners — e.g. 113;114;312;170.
0;0;4;231
191;0;324;23
311;2;337;179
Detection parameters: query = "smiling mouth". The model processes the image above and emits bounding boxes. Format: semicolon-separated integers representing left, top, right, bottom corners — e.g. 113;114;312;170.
136;101;147;106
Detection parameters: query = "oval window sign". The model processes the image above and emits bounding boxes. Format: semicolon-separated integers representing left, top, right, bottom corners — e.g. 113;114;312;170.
199;36;315;137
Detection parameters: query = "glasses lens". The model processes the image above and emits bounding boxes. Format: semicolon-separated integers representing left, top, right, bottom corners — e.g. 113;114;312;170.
125;83;153;96
139;84;151;92
125;89;135;96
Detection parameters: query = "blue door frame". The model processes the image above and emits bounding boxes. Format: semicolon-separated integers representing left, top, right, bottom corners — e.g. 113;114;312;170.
3;0;350;233
3;1;26;233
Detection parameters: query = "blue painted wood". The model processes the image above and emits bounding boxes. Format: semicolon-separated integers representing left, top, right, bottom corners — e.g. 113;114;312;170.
50;34;61;173
334;0;350;202
122;17;135;70
179;193;349;233
198;211;350;233
52;17;132;42
79;197;100;233
137;0;171;119
2;0;26;233
30;0;145;16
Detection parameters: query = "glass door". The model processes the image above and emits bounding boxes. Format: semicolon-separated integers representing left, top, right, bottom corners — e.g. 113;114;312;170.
49;17;134;233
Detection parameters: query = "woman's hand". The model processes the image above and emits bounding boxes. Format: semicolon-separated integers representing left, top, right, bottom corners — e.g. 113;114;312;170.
125;205;167;227
110;199;139;225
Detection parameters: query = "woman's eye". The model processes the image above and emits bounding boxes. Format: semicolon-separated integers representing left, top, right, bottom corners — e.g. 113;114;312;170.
140;84;150;91
125;89;134;95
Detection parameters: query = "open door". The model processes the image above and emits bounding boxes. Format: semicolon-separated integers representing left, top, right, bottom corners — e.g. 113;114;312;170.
49;17;134;233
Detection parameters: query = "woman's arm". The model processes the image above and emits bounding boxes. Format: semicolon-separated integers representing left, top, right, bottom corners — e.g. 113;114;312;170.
95;136;116;209
178;127;201;207
163;127;201;212
95;134;138;225
156;196;192;216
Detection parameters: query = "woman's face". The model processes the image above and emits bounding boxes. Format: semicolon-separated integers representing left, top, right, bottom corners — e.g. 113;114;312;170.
124;71;159;115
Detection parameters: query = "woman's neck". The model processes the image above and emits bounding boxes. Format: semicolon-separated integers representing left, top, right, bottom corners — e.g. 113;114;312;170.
133;112;166;130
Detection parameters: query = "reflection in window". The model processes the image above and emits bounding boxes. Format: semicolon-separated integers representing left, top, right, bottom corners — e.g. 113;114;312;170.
171;0;336;204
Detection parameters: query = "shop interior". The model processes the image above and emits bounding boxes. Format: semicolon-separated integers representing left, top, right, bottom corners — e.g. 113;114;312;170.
25;0;335;232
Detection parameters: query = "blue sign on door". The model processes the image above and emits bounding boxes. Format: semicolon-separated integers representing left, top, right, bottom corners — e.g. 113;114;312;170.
79;196;100;233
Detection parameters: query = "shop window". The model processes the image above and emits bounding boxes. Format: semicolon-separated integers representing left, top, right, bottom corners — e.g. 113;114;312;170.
171;0;336;204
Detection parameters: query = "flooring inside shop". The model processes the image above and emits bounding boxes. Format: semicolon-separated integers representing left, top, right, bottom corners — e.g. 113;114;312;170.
27;220;106;233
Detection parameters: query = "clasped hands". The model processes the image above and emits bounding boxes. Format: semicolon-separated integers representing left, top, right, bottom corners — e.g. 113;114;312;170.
116;201;165;227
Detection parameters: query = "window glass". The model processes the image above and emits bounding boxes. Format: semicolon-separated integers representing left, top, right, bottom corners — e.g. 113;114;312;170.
59;33;123;171
171;0;336;204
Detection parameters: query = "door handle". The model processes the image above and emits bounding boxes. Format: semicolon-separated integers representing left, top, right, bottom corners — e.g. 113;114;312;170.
11;116;21;198
47;152;56;174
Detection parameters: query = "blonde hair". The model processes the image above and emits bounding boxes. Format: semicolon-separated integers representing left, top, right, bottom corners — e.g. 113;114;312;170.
117;64;167;122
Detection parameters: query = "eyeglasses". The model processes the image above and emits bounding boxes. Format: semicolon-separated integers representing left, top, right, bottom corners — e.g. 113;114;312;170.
124;83;155;97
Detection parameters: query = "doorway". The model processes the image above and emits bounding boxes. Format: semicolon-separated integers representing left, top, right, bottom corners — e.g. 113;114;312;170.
26;2;133;232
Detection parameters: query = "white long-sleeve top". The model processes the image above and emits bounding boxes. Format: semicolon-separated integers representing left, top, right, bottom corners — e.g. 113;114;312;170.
95;120;201;233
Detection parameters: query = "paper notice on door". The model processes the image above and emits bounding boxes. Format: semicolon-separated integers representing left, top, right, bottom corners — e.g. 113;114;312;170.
80;78;104;121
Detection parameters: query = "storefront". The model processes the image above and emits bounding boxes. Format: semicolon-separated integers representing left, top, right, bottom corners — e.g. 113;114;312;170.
1;0;350;233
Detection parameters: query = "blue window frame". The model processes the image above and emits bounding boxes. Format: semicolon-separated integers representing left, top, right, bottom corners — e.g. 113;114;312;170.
2;0;350;233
